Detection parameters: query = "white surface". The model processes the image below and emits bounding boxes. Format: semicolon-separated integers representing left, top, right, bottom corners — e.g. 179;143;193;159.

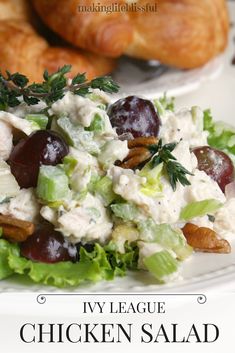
112;48;223;101
1;3;235;294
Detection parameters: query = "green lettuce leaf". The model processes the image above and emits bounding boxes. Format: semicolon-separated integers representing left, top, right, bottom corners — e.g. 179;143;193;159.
0;239;138;288
0;239;18;279
204;109;235;162
180;199;223;221
153;94;175;115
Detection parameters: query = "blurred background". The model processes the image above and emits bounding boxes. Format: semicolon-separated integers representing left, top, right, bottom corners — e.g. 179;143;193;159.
0;0;234;121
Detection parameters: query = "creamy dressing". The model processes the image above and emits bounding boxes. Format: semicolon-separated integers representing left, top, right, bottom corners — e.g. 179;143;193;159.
0;111;37;136
214;198;235;240
0;188;40;223
49;91;111;130
41;193;113;244
0;90;234;268
160;107;208;147
109;140;225;225
68;147;101;192
0;121;13;160
98;139;129;169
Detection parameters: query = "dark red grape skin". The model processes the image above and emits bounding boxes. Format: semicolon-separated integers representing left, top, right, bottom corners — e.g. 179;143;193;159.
193;146;234;192
108;96;161;138
9;130;69;188
20;225;77;264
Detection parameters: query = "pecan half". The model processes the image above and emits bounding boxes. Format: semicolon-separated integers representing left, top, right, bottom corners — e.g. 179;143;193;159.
119;136;158;169
182;223;231;254
0;215;35;242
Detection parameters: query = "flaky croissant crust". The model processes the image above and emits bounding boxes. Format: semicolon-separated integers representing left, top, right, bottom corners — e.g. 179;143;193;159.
33;0;229;69
0;0;116;82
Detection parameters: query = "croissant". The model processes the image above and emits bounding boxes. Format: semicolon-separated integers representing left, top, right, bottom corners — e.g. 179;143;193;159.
33;0;229;69
0;0;32;21
0;0;115;82
33;0;133;58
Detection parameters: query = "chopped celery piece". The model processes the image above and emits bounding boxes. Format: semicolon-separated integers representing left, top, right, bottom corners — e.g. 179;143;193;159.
57;117;99;155
138;220;192;260
111;203;139;222
143;250;178;282
0;160;20;200
25;114;48;129
37;165;70;202
63;156;78;177
94;176;116;206
180;199;223;221
87;113;104;132
139;162;163;196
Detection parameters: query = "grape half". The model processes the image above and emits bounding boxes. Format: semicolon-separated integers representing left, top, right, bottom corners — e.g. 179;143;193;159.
20;225;77;263
108;96;161;138
9;130;69;188
193;146;234;192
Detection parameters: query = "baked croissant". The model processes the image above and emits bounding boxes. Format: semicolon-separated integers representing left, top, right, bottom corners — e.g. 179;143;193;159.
33;0;133;58
0;0;116;81
33;0;229;69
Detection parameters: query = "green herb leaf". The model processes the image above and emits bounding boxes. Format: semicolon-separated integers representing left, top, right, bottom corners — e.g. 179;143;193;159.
90;76;120;93
148;139;193;191
72;72;86;85
0;67;120;110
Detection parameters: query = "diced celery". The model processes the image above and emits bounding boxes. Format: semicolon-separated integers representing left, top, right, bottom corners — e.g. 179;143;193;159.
25;114;48;129
37;165;70;202
57;117;99;155
138;221;192;260
139;162;163;196
94;176;116;206
87;114;104;132
143;250;179;282
111;203;139;221
63;156;78;177
180;199;223;221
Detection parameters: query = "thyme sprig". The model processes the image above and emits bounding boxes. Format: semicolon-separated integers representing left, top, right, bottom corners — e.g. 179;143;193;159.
0;65;119;110
148;139;193;191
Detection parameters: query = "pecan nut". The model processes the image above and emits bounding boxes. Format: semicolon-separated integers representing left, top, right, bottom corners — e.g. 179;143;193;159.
182;223;231;254
119;136;158;169
0;215;35;242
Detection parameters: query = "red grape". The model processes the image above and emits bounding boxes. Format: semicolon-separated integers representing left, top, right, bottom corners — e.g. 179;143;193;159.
193;146;234;192
108;96;161;138
20;224;77;263
9;130;69;188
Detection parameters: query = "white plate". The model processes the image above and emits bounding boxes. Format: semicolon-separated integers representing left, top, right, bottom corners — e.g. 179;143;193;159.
1;2;235;294
112;52;223;101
